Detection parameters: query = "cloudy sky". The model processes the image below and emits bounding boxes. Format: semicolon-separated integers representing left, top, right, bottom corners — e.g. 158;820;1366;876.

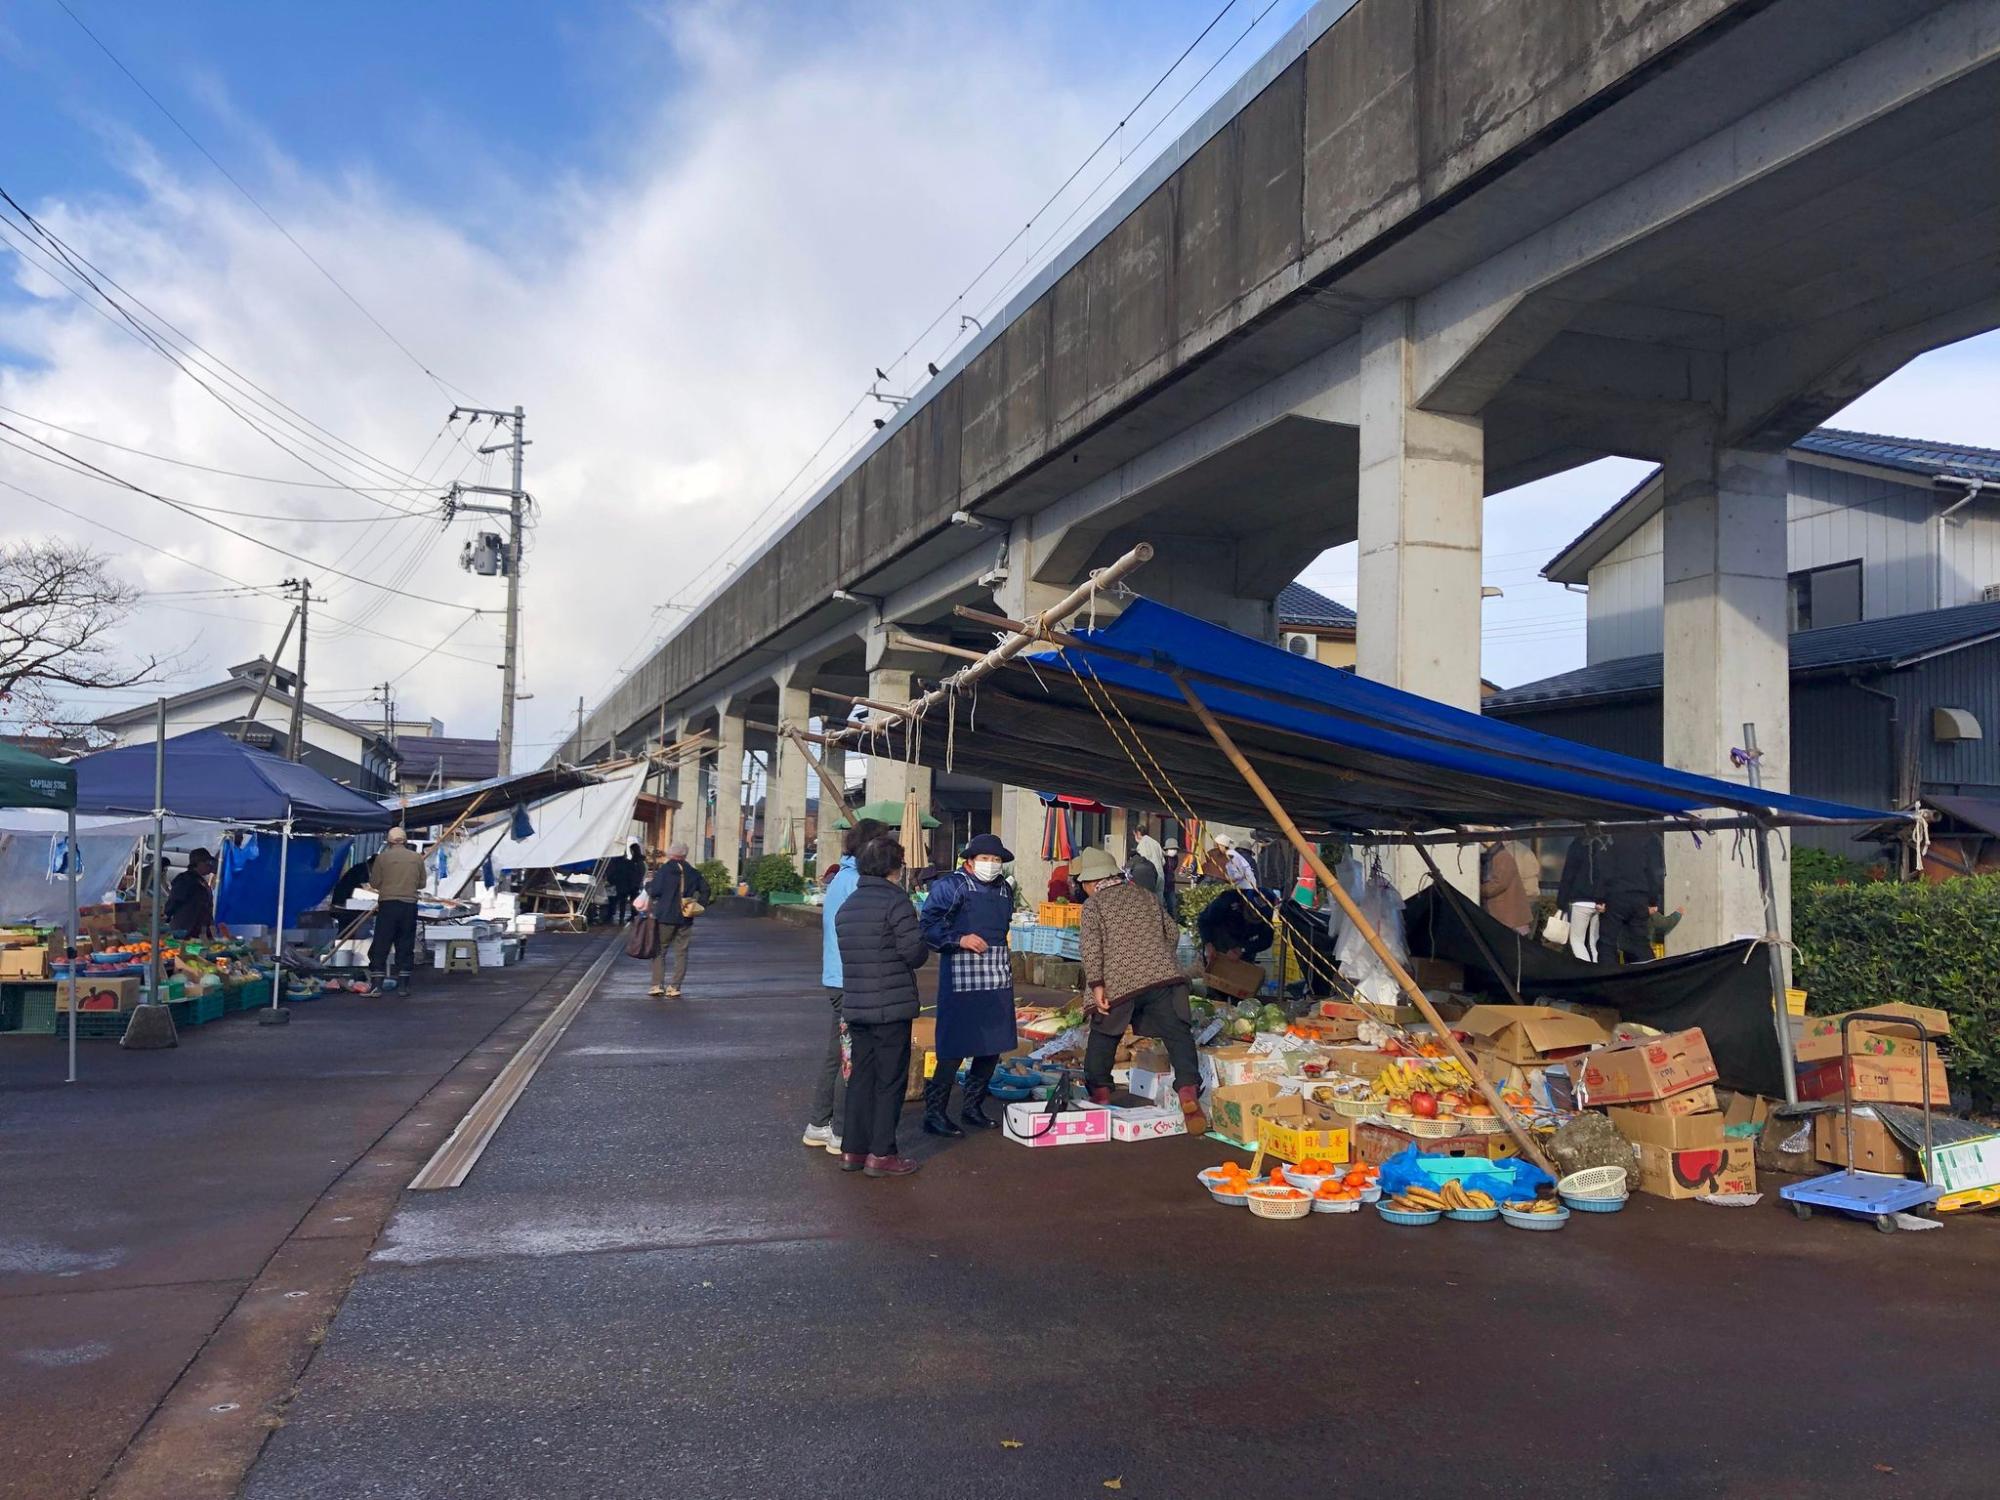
3;0;1996;760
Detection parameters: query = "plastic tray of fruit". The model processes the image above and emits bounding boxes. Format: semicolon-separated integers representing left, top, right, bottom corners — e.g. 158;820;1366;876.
1377;1189;1446;1224
1245;1184;1314;1220
1197;1167;1263;1206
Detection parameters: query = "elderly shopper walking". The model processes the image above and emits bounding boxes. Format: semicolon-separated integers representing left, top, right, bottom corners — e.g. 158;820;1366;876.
363;827;426;995
643;842;710;998
802;818;886;1155
919;832;1018;1137
1074;846;1207;1135
835;836;930;1177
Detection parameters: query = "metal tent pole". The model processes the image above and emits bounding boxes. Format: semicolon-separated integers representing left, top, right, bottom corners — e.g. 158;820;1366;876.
271;813;293;1013
66;804;78;1084
1740;724;1798;1104
1173;673;1553;1174
148;699;165;1003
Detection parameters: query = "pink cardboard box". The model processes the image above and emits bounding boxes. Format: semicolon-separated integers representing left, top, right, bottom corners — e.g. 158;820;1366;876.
1003;1101;1111;1148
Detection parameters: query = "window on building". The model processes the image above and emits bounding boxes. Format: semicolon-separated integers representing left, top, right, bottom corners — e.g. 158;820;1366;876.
1789;560;1862;632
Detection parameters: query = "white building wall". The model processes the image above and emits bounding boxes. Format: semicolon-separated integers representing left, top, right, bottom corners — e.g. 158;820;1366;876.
1584;461;1989;661
105;684;371;766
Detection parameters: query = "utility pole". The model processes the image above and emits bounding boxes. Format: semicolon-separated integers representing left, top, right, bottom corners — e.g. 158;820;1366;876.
282;576;312;761
447;404;528;775
575;695;585;762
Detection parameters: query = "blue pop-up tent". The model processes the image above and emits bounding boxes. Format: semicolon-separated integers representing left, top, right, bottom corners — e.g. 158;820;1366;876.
74;729;396;1017
74;730;396;833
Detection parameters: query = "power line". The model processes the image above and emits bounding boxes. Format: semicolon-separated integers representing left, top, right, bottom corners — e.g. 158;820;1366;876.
0;192;447;502
0;424;476;608
52;0;477;404
0;402;446;492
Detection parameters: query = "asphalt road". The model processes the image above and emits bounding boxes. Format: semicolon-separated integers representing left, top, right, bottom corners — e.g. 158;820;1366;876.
234;912;2000;1500
0;936;604;1500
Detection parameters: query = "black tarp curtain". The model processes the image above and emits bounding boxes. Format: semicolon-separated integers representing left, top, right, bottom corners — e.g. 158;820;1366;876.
1402;883;1785;1099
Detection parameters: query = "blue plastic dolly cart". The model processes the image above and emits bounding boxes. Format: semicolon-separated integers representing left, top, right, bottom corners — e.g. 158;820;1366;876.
1780;1010;1942;1233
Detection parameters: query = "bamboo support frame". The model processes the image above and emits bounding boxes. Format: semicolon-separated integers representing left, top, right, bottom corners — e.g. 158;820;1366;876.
1172;673;1553;1175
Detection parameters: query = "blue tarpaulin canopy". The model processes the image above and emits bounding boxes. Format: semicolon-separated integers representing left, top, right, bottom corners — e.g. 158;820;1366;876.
74;730;398;833
890;598;1895;835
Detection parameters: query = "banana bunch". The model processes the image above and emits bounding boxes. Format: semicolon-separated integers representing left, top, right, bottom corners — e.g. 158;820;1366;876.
1503;1197;1563;1216
1438;1179;1495;1212
1386;1184;1444;1213
1369;1058;1477;1099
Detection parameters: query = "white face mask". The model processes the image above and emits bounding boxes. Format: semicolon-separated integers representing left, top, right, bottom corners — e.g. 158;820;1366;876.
969;858;1004;883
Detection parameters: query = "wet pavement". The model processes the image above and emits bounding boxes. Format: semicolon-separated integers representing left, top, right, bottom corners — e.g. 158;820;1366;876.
239;912;2000;1500
0;936;606;1500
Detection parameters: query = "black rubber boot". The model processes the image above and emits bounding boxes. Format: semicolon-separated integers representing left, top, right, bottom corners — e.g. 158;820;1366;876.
921;1075;963;1138
958;1075;1000;1131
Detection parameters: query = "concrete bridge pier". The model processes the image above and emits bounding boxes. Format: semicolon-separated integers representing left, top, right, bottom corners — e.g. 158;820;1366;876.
763;676;813;862
1661;429;1792;957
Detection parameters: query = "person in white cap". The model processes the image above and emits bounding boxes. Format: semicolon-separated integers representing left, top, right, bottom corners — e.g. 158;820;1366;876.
1213;833;1257;891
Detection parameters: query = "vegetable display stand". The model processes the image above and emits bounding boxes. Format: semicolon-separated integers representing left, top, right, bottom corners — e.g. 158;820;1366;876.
1779;1011;1942;1233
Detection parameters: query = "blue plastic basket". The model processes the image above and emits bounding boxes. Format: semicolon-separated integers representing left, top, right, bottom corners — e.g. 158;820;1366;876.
1561;1192;1628;1214
1501;1205;1570;1231
1444;1206;1500;1222
1376;1204;1442;1226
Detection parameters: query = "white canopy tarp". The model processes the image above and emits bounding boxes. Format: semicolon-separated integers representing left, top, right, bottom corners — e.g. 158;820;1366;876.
425;763;649;902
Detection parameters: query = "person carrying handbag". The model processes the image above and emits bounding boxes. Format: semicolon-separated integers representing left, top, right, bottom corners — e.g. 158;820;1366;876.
642;842;710;998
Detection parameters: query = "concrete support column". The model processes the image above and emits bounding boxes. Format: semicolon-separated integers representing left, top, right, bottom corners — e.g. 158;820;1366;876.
712;711;746;883
668;726;703;858
1355;301;1483;895
995;784;1052;913
765;683;812;862
1661;429;1791;955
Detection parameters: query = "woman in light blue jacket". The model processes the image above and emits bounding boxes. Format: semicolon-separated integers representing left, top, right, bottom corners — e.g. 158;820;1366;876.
802;818;886;1154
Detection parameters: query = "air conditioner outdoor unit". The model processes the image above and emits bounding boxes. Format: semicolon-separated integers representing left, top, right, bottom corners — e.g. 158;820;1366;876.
1283;632;1315;656
1982;582;2000;603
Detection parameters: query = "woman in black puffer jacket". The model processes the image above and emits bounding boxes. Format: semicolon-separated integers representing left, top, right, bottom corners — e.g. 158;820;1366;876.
834;836;931;1178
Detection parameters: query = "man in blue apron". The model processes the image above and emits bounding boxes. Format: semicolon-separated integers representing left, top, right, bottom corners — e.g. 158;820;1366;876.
918;833;1018;1137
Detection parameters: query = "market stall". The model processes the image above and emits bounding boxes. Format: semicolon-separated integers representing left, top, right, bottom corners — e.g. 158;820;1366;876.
0;742;80;1079
73;729;397;1020
817;548;1993;1225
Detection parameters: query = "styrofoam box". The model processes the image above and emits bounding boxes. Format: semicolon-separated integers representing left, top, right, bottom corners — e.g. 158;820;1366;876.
1003;1101;1111;1148
1104;1104;1188;1142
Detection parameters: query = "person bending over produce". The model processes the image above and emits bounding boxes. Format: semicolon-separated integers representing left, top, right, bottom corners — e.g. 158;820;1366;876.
1073;847;1206;1135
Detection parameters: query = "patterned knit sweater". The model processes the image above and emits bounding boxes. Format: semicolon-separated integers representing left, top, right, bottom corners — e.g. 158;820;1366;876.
1080;876;1188;1005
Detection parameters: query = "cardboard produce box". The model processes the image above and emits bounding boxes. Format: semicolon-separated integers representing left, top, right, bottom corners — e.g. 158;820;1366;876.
1576;1028;1718;1105
1795;1052;1949;1107
0;944;50;979
1103;1103;1188;1142
1254;1096;1350;1164
1794;1002;1950;1063
1617;1084;1719;1118
1718;1090;1771;1131
1606;1103;1725;1152
1202;953;1265;1000
1811;1109;1920;1177
1929;1134;2000;1194
1409;958;1464;991
1205;1081;1287;1150
1457;1004;1609;1066
1633;1139;1755;1200
57;975;142;1013
1003;1102;1110;1148
1354;1120;1519;1167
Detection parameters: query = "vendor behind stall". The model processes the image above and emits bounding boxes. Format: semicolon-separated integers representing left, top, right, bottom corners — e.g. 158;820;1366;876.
164;849;216;939
1073;848;1206;1134
1196;885;1274;966
918;833;1017;1137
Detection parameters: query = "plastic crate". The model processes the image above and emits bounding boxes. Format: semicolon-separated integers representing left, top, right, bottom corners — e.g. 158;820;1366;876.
70;1010;133;1040
2;982;58;1035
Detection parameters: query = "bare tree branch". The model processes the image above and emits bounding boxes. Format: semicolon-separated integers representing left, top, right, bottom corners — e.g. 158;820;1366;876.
1;539;177;714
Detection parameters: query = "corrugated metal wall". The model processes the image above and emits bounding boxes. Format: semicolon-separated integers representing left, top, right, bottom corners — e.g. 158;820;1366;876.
1584;462;1964;664
1900;640;2000;794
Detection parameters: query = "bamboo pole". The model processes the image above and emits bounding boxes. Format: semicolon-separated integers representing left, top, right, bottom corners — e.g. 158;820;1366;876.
783;726;856;831
1173;674;1552;1175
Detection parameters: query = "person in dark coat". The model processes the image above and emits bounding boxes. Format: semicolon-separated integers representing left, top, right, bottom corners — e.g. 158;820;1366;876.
164;849;216;939
1555;834;1606;961
918;832;1018;1138
834;836;930;1178
603;843;644;927
643;843;710;998
1196;886;1274;967
1595;831;1666;965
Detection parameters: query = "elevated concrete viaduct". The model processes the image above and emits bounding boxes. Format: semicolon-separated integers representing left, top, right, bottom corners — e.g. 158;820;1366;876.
582;0;2000;945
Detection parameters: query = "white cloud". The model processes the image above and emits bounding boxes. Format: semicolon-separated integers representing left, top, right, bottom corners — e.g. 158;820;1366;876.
0;1;1151;754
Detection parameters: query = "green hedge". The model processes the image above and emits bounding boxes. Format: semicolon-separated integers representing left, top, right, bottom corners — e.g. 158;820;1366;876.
745;852;805;897
695;859;734;898
1793;875;2000;1106
1179;882;1228;928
